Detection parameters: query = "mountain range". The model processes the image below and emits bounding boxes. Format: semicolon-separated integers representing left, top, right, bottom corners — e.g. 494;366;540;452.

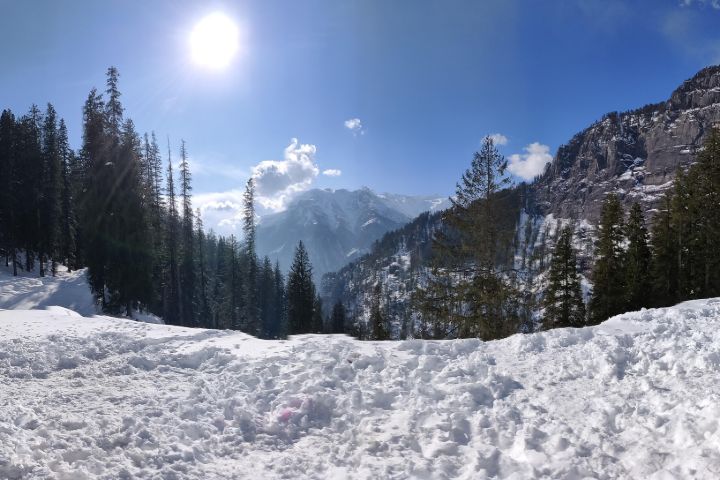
256;188;449;279
321;64;720;335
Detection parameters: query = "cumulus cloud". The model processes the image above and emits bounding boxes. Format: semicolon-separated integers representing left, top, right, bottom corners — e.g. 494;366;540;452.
322;169;342;177
251;138;320;211
507;143;553;181
192;190;246;232
488;133;508;146
344;118;364;135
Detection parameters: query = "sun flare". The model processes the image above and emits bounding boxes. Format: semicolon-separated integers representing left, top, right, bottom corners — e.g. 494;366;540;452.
190;12;240;70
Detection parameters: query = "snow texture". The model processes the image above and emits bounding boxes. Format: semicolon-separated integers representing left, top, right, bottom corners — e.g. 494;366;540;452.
2;300;720;479
0;266;97;317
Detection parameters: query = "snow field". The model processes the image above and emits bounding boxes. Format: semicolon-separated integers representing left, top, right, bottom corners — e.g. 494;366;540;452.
1;299;720;479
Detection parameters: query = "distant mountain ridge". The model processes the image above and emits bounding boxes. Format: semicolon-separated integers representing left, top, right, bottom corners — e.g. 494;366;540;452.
256;187;449;279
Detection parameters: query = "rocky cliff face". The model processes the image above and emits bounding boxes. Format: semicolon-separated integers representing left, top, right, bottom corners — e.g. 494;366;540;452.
322;65;720;337
534;65;720;222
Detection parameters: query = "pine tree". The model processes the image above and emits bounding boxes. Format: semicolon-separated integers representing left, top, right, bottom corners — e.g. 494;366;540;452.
542;226;585;329
273;261;287;338
418;136;517;340
179;140;195;326
369;283;389;340
108;118;151;315
589;194;626;325
58;119;77;271
287;241;315;334
195;209;212;326
312;294;324;333
330;301;346;334
258;256;276;338
650;194;677;306
0;109;18;274
691;126;720;297
624;202;651;311
242;178;259;334
164;141;181;324
78;89;109;303
40;104;62;276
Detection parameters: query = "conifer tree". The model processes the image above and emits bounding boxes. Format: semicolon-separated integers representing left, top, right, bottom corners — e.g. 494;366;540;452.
179;140;195;326
418;136;517;340
78;89;109;303
690;126;720;297
164;142;181;324
58;119;76;271
369;283;389;340
257;256;276;338
287;241;315;334
624;202;651;311
40;103;62;276
650;195;677;306
273;261;287;338
242;178;259;333
195;209;212;326
330;301;346;334
312;294;324;333
589;194;626;324
0;109;18;274
542;226;585;329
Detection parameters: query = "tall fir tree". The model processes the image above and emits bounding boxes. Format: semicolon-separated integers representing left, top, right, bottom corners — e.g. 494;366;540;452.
40;103;62;276
369;283;389;340
588;194;626;325
287;241;315;334
242;178;259;334
417;136;517;340
330;301;346;334
57;119;77;271
164;141;181;325
624;202;652;311
650;194;677;306
179;140;195;326
542;226;585;329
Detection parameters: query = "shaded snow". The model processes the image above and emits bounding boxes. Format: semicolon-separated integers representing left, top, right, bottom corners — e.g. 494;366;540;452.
0;266;97;316
2;300;720;478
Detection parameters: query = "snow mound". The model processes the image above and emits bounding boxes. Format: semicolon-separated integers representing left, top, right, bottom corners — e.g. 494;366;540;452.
2;300;720;479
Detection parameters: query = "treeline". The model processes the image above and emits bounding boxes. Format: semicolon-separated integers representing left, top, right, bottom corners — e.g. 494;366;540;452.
412;129;720;340
0;67;334;337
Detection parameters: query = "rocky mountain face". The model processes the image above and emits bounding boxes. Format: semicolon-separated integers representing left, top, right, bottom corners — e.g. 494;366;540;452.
533;65;720;222
256;188;449;279
323;65;720;337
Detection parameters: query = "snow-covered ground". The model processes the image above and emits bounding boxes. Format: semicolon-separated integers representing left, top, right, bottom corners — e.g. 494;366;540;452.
2;301;720;479
0;265;97;316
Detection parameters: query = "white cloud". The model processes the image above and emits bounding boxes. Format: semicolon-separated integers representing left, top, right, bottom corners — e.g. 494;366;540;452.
344;118;364;135
488;133;508;146
192;190;246;232
322;169;342;177
680;0;720;9
507;142;553;181
251;138;320;212
192;138;330;231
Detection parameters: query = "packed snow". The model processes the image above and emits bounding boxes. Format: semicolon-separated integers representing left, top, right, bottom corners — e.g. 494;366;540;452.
2;299;720;479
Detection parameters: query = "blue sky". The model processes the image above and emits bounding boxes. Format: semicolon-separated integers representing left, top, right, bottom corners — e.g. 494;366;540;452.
1;0;720;229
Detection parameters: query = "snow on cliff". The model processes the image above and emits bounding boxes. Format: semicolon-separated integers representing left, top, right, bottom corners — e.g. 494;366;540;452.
2;300;720;479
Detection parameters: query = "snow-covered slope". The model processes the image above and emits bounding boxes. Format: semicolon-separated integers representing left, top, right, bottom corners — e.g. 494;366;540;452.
0;266;97;316
2;299;720;479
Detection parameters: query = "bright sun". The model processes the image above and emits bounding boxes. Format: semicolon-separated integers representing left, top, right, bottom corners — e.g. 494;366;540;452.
190;13;240;70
